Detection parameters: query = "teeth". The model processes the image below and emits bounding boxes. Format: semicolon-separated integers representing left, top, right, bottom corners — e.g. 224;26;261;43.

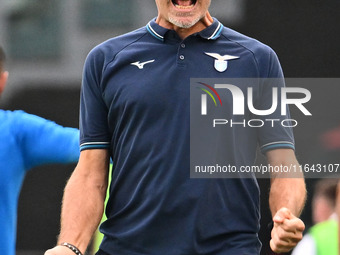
175;4;194;9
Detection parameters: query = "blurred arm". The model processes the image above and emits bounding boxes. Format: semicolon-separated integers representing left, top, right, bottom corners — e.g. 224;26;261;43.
17;111;80;169
337;181;340;255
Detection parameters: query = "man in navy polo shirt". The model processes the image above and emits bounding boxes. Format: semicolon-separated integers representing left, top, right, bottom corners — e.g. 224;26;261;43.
45;1;306;255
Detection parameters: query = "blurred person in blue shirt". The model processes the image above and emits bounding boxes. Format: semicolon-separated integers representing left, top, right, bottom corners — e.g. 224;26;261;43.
292;178;338;255
0;46;80;255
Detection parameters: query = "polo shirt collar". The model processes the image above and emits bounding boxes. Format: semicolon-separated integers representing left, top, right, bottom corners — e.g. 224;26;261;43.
146;18;223;42
197;18;223;40
146;19;168;41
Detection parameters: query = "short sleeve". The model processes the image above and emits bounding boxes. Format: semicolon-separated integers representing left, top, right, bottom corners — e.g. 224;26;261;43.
13;111;80;170
79;47;111;151
256;50;295;154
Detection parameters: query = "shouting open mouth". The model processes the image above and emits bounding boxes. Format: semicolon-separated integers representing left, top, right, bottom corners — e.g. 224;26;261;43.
171;0;198;9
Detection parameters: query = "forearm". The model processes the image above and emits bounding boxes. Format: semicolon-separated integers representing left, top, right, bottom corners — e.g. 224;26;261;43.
267;149;306;217
269;177;306;217
57;150;109;253
267;149;306;253
57;169;107;252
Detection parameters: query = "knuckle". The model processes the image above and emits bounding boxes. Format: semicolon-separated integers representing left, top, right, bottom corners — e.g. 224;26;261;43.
270;240;278;252
296;233;303;241
277;228;286;239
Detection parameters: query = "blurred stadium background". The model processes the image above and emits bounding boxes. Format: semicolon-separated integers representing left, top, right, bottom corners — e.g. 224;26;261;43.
0;0;339;254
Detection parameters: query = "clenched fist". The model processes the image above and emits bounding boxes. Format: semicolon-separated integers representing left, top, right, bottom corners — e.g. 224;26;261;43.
270;207;305;253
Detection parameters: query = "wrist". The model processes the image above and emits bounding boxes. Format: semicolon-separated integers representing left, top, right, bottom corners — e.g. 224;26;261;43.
59;242;83;255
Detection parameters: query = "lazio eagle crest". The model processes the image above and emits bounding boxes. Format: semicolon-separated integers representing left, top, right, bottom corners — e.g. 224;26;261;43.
204;52;240;72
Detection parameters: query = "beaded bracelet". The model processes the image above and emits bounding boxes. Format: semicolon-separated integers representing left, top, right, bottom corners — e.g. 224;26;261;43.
60;242;83;255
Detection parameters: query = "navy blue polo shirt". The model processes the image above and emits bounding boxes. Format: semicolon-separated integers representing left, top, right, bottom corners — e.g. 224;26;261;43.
80;18;295;255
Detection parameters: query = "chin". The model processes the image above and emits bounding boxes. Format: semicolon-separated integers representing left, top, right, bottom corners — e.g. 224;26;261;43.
168;16;201;29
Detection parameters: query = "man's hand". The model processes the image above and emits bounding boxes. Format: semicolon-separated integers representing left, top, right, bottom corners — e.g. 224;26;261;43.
44;245;79;255
270;207;305;254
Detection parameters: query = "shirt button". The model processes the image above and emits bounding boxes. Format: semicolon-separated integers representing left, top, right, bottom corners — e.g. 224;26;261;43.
179;55;185;60
181;43;186;48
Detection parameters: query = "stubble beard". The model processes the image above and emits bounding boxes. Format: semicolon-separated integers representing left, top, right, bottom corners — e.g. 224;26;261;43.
168;14;203;29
